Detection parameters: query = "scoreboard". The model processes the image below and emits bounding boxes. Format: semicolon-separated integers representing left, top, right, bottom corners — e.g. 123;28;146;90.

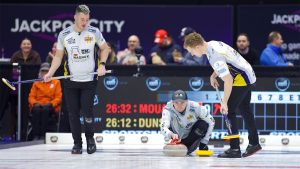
91;76;300;137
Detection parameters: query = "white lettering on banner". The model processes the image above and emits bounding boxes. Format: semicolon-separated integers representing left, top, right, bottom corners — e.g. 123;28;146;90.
10;18;125;33
283;52;300;60
288;43;300;51
282;43;300;52
102;130;161;134
271;14;300;24
252;92;300;104
188;91;300;104
270;132;300;136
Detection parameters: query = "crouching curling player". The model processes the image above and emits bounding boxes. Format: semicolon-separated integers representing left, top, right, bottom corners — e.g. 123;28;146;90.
160;90;215;154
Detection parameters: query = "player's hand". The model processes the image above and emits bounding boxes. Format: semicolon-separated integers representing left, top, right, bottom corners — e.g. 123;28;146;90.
171;133;181;143
44;72;53;82
220;101;228;115
97;64;106;76
210;77;219;88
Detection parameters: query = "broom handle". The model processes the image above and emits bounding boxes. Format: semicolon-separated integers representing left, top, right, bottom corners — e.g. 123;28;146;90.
12;70;112;84
51;70;112;80
215;87;233;135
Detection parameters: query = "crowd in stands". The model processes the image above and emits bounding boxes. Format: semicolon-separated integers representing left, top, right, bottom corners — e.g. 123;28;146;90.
1;27;295;142
9;29;295;68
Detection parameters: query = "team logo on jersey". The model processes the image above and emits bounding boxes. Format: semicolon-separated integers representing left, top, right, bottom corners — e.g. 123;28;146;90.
66;37;75;44
103;76;118;91
81;49;90;54
71;46;80;61
187;114;194;121
146;77;161;91
189;77;204;91
84;36;93;44
275;77;290;91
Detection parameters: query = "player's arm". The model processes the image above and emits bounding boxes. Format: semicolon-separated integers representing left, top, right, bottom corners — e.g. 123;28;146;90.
210;71;219;88
197;106;215;145
97;42;109;76
49;50;64;75
44;31;65;81
44;50;64;82
211;57;233;114
98;42;109;64
96;29;110;76
220;74;233;109
160;109;175;140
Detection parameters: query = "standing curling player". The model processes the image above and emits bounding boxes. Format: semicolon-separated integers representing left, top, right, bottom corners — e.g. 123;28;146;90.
44;4;110;154
161;90;215;155
184;32;261;158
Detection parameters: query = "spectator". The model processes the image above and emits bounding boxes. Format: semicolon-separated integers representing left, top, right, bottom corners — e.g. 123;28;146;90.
10;38;41;64
106;42;118;65
150;29;183;65
117;35;146;65
260;31;293;66
178;27;209;65
28;63;62;140
236;33;259;65
46;42;57;64
9;38;41;140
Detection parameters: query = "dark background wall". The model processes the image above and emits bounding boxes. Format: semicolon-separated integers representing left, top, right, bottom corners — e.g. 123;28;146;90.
1;0;300;4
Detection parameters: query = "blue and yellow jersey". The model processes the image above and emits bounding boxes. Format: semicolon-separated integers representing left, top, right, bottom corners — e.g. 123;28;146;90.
206;41;256;86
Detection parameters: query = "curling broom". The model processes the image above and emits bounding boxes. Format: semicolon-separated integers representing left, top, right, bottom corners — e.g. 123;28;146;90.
215;87;240;140
2;70;112;91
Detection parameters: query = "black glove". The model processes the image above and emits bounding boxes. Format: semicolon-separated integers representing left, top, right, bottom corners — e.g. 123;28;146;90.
199;142;208;150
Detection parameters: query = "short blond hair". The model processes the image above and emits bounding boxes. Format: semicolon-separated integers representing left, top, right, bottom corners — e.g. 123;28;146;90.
268;31;281;43
76;4;90;15
184;32;205;48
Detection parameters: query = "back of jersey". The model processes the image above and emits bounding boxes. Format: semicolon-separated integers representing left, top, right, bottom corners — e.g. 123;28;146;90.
207;41;256;86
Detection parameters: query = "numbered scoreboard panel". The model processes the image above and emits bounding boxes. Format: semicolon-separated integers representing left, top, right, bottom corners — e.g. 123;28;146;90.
93;76;300;135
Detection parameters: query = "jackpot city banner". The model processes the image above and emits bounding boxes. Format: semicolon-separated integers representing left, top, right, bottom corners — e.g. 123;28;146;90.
0;4;233;61
237;5;300;65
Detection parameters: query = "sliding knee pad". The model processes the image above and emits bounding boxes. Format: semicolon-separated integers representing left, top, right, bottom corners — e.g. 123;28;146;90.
194;128;206;138
194;121;208;137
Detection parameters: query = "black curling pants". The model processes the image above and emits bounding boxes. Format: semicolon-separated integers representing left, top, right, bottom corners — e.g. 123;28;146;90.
227;84;259;149
64;80;96;146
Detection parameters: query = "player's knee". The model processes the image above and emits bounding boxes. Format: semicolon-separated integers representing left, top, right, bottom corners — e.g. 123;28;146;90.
194;120;208;137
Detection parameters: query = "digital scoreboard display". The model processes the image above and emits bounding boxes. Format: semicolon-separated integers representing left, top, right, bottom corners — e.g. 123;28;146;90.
92;76;300;137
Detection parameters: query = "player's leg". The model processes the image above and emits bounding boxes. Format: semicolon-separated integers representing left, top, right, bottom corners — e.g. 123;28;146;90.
80;80;97;154
64;81;82;154
181;120;208;154
218;86;244;158
239;84;261;157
